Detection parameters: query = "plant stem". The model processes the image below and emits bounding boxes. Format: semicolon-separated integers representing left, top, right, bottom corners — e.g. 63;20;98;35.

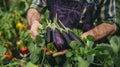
40;49;46;66
91;62;103;66
4;63;18;67
3;0;7;11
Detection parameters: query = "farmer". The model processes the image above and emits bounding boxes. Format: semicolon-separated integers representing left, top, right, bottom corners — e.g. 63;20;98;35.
27;0;116;57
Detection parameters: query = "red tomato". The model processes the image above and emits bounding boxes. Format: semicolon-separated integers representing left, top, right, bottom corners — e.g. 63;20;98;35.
20;46;29;55
2;54;13;61
2;46;13;61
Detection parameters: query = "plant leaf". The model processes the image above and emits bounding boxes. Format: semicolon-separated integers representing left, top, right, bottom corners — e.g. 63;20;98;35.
110;36;120;55
70;41;80;49
0;45;6;55
66;51;73;58
77;56;90;67
25;62;38;67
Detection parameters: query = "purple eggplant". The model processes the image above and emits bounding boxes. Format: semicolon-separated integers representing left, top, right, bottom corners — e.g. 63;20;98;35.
68;30;84;46
62;31;73;49
45;27;53;44
52;28;66;50
58;21;84;46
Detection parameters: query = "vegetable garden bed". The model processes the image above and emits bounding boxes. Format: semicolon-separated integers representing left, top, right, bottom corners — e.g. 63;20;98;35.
0;0;120;67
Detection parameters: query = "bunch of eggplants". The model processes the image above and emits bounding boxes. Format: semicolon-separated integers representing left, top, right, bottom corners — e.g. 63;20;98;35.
45;19;84;51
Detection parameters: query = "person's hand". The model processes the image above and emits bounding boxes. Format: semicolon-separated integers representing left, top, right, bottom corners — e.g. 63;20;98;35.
81;32;89;39
41;47;68;57
30;21;43;40
52;49;68;57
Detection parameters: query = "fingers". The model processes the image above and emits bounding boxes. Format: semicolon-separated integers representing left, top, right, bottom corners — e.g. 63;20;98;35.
81;33;88;39
41;47;52;55
29;21;43;40
41;47;68;57
30;28;38;40
46;51;52;55
41;47;50;51
52;49;68;57
38;23;43;29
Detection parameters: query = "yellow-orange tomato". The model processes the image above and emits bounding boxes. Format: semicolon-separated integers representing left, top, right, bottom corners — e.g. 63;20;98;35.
16;40;23;45
16;22;26;30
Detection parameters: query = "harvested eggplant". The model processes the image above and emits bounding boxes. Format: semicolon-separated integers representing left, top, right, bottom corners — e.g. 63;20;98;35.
45;27;53;44
68;30;84;46
58;20;84;46
62;31;72;49
53;28;66;50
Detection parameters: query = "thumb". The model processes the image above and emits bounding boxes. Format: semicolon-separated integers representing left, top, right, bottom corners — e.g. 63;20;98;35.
38;24;43;29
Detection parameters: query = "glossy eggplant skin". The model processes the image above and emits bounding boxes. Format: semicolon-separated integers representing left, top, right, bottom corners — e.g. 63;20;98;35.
45;27;53;44
52;28;66;51
62;31;72;49
45;27;57;67
58;21;84;47
68;30;84;46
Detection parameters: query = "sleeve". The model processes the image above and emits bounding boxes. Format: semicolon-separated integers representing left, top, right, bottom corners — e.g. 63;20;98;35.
30;0;47;12
97;0;116;24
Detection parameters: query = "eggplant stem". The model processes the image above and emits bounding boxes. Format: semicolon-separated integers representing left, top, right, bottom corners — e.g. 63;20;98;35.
58;20;72;32
40;49;46;66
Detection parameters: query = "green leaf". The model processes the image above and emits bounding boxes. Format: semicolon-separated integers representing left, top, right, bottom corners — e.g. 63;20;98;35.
35;35;45;47
86;35;95;41
95;43;115;56
73;28;83;37
1;56;8;61
77;56;90;67
28;42;35;53
66;51;73;58
43;64;51;67
110;36;120;55
86;40;94;49
47;42;57;53
114;57;120;67
35;35;42;45
30;53;40;64
64;64;72;67
25;62;38;67
0;45;6;55
29;45;42;64
55;56;63;64
87;54;95;63
70;41;80;49
38;39;45;47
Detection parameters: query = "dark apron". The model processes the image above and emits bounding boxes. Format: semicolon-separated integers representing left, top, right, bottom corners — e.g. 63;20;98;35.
45;0;96;66
46;0;95;32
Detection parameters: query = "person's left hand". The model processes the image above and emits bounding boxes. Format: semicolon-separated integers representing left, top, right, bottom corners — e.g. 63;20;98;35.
41;47;68;57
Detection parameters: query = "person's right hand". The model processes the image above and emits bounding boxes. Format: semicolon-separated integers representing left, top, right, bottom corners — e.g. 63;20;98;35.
30;21;43;40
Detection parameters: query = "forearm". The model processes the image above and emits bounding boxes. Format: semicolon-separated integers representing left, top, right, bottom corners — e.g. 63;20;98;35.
82;23;117;41
27;8;41;26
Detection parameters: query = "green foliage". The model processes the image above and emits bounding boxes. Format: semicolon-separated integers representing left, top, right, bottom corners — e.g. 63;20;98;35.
0;45;6;56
